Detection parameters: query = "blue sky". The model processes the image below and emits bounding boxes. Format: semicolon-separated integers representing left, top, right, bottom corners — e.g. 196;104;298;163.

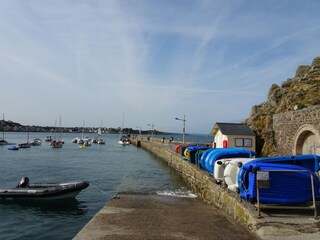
1;0;320;134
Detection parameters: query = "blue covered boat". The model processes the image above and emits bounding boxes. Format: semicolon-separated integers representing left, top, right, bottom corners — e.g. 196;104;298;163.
238;154;320;197
195;149;210;168
199;148;218;168
241;154;320;173
199;148;253;169
184;145;209;163
238;162;320;205
200;148;256;173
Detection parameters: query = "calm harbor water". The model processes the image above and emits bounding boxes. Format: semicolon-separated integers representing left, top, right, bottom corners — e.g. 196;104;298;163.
0;132;211;240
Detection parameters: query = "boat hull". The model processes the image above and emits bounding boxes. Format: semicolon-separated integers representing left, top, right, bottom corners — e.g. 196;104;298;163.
18;143;31;148
238;163;320;204
8;146;19;151
200;148;256;173
51;140;63;148
118;140;130;145
223;158;254;192
0;181;89;200
184;146;209;163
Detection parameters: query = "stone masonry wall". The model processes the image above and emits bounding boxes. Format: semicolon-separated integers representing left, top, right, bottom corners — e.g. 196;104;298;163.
273;105;320;155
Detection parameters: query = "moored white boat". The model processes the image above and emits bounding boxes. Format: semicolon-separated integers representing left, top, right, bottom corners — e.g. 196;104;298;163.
118;139;130;145
31;138;42;146
118;113;130;145
83;139;91;146
95;126;105;144
72;137;80;143
0;139;9;145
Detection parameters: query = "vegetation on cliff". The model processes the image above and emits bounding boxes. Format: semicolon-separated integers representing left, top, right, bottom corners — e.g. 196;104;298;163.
244;57;320;156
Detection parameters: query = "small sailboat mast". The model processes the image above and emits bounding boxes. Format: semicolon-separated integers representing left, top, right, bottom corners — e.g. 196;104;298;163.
2;113;4;140
50;115;63;148
118;113;130;145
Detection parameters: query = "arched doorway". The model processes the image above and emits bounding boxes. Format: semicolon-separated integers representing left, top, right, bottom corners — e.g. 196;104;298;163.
300;132;316;154
294;125;318;155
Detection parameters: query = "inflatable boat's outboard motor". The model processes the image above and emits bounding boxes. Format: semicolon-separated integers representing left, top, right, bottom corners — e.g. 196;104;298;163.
17;177;29;188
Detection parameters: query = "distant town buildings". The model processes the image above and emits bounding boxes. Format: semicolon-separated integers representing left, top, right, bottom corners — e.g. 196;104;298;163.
0;119;163;135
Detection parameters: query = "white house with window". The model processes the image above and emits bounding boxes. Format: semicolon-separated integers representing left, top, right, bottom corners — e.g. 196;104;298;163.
210;122;256;152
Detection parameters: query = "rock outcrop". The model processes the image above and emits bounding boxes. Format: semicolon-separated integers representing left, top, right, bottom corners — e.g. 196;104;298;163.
244;56;320;156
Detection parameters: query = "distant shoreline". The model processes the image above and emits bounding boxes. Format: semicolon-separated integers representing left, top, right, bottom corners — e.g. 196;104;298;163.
0;120;168;135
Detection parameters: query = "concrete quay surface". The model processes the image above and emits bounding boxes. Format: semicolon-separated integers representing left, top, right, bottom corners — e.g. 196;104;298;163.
73;194;259;240
73;194;320;240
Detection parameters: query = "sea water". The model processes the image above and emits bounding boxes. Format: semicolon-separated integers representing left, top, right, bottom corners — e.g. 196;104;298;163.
0;132;209;240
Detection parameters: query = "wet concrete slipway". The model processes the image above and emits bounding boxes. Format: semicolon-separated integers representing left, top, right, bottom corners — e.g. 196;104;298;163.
74;139;320;240
73;194;259;240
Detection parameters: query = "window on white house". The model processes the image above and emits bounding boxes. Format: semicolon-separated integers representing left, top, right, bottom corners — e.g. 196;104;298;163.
235;138;252;147
235;138;243;147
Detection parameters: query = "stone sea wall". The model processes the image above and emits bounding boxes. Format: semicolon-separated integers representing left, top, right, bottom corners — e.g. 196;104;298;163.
273;105;320;155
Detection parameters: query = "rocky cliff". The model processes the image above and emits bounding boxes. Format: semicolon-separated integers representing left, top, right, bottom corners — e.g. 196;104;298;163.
244;56;320;156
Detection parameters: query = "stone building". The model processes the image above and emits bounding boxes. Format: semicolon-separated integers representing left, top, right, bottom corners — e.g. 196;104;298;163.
273;105;320;155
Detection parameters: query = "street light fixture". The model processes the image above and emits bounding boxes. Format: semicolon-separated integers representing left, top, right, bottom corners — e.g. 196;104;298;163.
136;126;142;139
147;123;154;139
175;115;186;143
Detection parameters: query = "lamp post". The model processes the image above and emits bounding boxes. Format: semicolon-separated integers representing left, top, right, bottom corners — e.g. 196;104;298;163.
136;126;141;139
147;123;154;139
175;115;186;143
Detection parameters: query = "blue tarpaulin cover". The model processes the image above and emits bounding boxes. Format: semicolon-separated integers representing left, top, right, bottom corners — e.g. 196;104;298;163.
238;162;320;205
200;148;256;173
238;154;320;195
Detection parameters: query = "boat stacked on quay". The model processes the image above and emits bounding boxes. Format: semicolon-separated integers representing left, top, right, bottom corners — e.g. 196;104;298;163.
174;144;320;207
